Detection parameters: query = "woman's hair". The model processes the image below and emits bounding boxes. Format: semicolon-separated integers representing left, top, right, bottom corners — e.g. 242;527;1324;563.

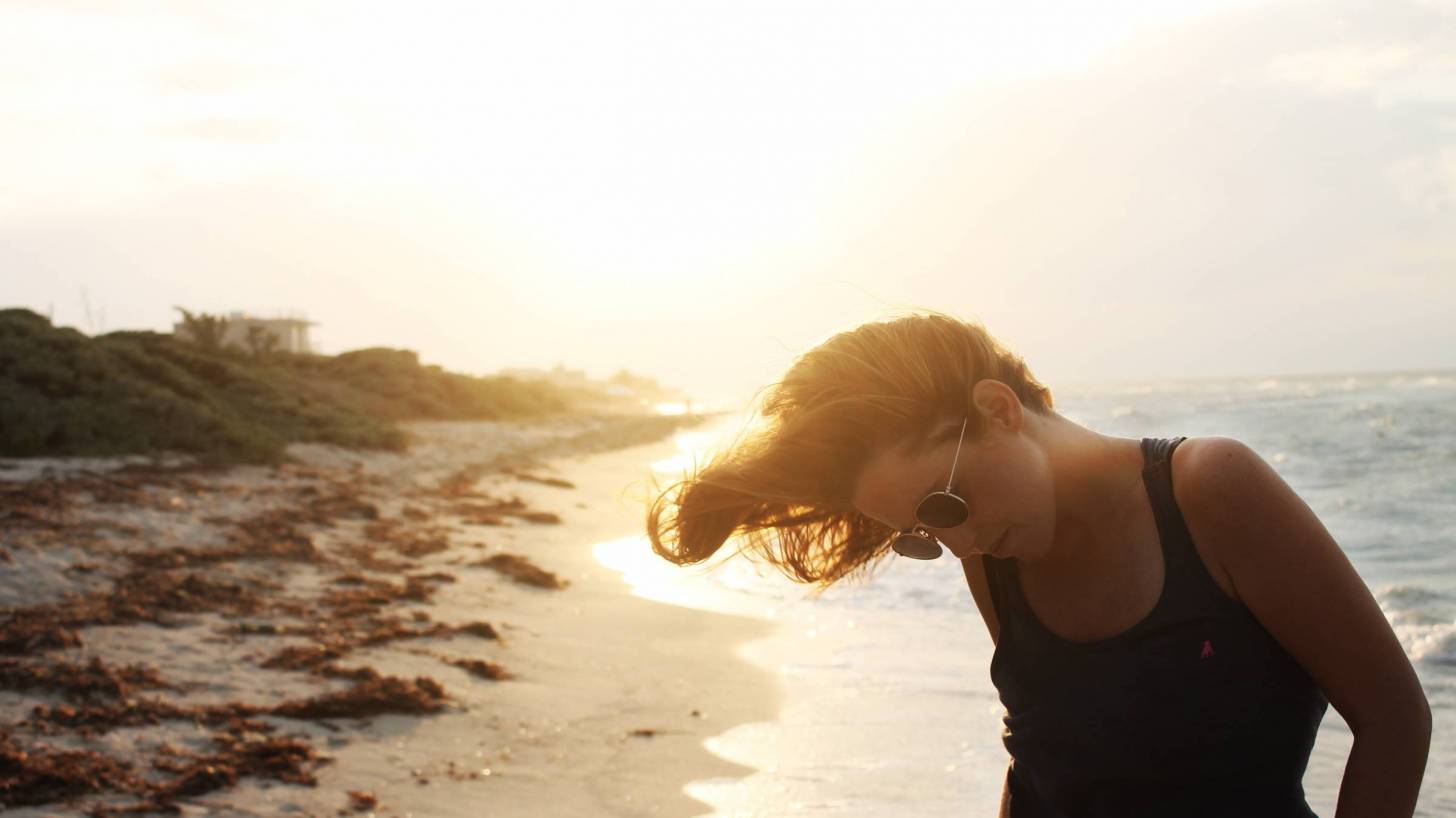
646;310;1054;588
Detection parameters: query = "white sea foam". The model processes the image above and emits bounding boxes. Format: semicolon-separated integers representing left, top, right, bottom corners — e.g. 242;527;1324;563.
1376;584;1456;662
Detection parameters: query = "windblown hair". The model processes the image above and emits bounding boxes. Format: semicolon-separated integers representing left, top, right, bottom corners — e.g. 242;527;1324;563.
646;310;1054;588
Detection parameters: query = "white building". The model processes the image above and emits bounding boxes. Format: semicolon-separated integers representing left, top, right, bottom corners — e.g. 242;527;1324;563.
499;363;591;387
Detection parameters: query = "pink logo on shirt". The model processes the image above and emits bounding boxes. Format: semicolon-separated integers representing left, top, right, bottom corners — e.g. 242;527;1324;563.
1200;639;1214;659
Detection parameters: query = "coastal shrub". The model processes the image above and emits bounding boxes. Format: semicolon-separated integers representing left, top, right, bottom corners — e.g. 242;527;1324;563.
0;309;583;463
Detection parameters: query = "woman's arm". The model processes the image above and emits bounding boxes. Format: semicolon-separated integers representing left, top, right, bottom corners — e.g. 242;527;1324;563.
1174;437;1432;818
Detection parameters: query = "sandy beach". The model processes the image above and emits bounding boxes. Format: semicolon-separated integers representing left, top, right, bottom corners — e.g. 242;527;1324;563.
0;414;777;817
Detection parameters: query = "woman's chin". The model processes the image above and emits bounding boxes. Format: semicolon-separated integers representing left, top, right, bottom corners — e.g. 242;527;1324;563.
953;529;1010;560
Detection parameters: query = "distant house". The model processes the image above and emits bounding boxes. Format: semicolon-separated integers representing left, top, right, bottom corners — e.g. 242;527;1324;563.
499;364;683;407
173;311;315;354
500;364;591;387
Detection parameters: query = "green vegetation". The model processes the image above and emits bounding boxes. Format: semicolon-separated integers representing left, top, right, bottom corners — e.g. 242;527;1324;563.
0;309;580;463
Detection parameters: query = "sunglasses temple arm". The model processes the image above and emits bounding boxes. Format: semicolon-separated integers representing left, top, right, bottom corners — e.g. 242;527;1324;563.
945;416;968;491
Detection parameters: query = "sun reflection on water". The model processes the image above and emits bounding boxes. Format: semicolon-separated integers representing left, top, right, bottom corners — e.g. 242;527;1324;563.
594;411;779;621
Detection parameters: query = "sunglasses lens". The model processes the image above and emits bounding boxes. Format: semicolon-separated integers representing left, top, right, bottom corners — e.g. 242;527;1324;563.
917;492;968;529
891;533;943;560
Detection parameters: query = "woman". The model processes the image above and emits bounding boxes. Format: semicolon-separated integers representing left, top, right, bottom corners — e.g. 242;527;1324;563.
646;312;1430;817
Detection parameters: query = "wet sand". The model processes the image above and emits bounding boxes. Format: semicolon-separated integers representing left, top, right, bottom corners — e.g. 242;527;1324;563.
0;415;776;817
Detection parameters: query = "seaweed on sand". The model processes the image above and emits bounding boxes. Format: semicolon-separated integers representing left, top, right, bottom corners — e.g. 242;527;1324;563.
502;468;575;489
0;657;176;703
0;730;140;807
345;789;379;812
271;675;447;720
441;657;512;681
256;611;501;680
24;699;272;739
452;497;560;526
471;553;568;590
0;570;274;655
152;733;324;796
361;519;450;558
318;574;447;615
3;726;325;814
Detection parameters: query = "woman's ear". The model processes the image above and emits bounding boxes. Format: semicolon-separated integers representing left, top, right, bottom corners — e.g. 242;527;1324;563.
971;379;1023;433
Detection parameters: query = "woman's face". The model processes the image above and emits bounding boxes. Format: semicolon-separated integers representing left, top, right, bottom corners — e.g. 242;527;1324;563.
849;382;1058;561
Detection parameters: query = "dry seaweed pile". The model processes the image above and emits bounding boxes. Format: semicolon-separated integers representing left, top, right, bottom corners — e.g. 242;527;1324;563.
0;657;176;702
472;554;569;590
1;570;280;656
0;456;574;814
432;466;566;527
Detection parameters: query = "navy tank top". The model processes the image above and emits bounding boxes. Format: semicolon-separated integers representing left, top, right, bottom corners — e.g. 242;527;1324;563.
983;437;1329;818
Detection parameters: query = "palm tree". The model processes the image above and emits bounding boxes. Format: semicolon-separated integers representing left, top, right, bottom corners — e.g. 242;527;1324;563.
174;307;231;352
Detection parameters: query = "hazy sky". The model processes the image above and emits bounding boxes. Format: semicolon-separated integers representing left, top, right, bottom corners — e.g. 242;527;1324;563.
2;0;1453;408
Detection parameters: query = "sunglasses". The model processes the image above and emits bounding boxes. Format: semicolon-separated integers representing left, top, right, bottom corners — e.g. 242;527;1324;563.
888;415;970;560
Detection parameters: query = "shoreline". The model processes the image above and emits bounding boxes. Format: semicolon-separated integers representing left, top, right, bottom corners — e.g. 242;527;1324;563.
0;414;777;817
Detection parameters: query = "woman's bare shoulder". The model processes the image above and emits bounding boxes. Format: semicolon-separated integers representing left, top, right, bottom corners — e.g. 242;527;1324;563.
1163;434;1431;735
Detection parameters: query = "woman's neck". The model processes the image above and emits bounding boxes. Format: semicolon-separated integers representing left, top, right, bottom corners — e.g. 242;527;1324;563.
1026;412;1146;569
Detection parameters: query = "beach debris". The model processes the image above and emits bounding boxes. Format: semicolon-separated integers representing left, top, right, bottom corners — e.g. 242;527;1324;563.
291;482;380;524
24;698;273;739
225;508;322;562
343;789;379;812
0;480;71;528
320;574;447;614
627;728;658;738
362;519;450;558
503;469;575;489
453;621;500;640
255;613;503;682
0;730;139;807
0;468;219;535
436;467;489;499
153;733;324;795
444;759;493;781
271;674;447;720
471;553;568;590
0;570;275;655
331;540;413;573
0;657;175;703
79;733;328;816
451;497;562;527
0;415;638;813
262;644;352;674
441;657;512;681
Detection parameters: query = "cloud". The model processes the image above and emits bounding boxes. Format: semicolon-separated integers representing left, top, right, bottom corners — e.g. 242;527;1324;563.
164;116;284;144
146;57;272;95
1389;147;1456;212
1259;1;1456;105
813;0;1456;382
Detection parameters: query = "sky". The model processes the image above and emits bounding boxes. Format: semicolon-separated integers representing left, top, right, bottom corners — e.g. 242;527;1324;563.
2;0;1454;408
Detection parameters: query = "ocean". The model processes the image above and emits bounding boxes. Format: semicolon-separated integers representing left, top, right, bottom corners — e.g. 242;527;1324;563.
596;369;1455;817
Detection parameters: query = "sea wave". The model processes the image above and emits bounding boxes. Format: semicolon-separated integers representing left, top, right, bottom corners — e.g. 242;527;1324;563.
1378;583;1456;662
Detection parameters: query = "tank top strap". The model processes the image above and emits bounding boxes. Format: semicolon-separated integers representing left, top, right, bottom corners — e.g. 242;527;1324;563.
1140;436;1236;615
980;437;1235;644
981;552;1008;624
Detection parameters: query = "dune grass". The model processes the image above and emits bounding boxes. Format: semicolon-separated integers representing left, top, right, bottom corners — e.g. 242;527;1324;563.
0;309;579;463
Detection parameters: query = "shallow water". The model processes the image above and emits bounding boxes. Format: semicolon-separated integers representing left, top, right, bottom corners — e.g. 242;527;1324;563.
608;369;1456;817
